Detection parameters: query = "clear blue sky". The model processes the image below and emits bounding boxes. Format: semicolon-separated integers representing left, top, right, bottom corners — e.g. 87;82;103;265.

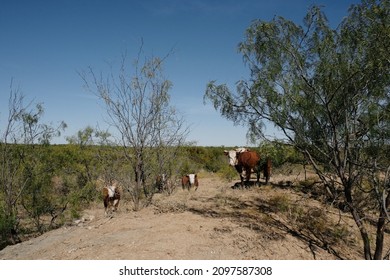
0;0;360;146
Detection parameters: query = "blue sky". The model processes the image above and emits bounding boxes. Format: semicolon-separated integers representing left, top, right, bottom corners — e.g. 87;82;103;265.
0;0;360;146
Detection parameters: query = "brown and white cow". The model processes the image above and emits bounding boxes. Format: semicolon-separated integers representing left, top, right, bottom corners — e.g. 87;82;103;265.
224;148;261;187
102;185;120;215
224;148;272;186
182;174;199;191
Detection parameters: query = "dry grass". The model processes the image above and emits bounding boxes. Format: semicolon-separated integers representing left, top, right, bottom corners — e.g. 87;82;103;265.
1;166;388;260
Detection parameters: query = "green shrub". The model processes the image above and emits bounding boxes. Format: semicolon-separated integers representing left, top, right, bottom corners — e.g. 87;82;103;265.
218;165;238;182
268;194;290;212
0;205;17;250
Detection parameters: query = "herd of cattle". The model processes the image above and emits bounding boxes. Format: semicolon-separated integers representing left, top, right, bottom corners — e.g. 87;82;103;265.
102;147;271;215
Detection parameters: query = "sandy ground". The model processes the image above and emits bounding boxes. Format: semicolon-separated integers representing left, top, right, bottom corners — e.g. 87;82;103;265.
0;173;379;260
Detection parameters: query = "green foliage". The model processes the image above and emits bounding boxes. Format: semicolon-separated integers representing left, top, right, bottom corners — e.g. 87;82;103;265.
0;139;344;248
205;0;390;259
182;146;227;173
218;164;238;182
268;194;290;212
0;88;67;248
0;202;17;250
80;48;190;211
258;141;303;167
205;1;390;165
294;206;352;246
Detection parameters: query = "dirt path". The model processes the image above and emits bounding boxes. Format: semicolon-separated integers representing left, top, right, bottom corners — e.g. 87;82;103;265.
0;174;364;260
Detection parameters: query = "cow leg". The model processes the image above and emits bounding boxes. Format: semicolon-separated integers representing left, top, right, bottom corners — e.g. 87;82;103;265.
110;200;115;213
109;202;112;213
263;159;271;185
256;168;260;186
235;165;247;188
238;169;245;188
245;167;251;187
195;176;199;191
104;197;109;215
113;199;119;212
240;174;245;188
264;166;269;184
106;197;116;215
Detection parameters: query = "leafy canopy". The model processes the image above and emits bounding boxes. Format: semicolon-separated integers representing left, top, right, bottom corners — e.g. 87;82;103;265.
205;0;390;160
205;0;390;260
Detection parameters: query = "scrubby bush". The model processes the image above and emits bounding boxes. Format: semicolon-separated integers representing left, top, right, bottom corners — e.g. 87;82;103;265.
258;141;304;168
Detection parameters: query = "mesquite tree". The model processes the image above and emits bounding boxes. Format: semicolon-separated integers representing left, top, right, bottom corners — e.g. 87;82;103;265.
1;81;66;246
81;47;188;210
205;0;390;259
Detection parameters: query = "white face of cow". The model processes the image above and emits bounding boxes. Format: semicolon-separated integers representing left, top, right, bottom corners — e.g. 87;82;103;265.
107;185;117;198
188;174;195;185
224;148;249;166
224;150;238;166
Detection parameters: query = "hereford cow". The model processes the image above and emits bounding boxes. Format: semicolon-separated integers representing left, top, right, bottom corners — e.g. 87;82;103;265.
155;174;167;192
224;149;261;187
182;174;199;191
102;185;120;215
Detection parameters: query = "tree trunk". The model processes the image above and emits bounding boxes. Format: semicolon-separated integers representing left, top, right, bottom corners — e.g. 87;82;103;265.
344;182;372;260
374;191;390;260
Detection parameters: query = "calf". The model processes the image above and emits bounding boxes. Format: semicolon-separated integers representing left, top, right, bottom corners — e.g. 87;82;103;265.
155;174;167;192
182;174;199;191
102;185;120;215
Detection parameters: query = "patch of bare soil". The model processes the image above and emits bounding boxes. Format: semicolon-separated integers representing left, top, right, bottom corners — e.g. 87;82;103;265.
0;172;382;260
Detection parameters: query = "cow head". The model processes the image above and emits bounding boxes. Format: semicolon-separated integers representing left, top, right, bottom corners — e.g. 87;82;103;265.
188;174;196;185
224;150;238;166
224;148;249;166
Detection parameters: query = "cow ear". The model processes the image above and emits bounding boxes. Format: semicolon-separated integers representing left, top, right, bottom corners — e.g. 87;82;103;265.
224;150;228;155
